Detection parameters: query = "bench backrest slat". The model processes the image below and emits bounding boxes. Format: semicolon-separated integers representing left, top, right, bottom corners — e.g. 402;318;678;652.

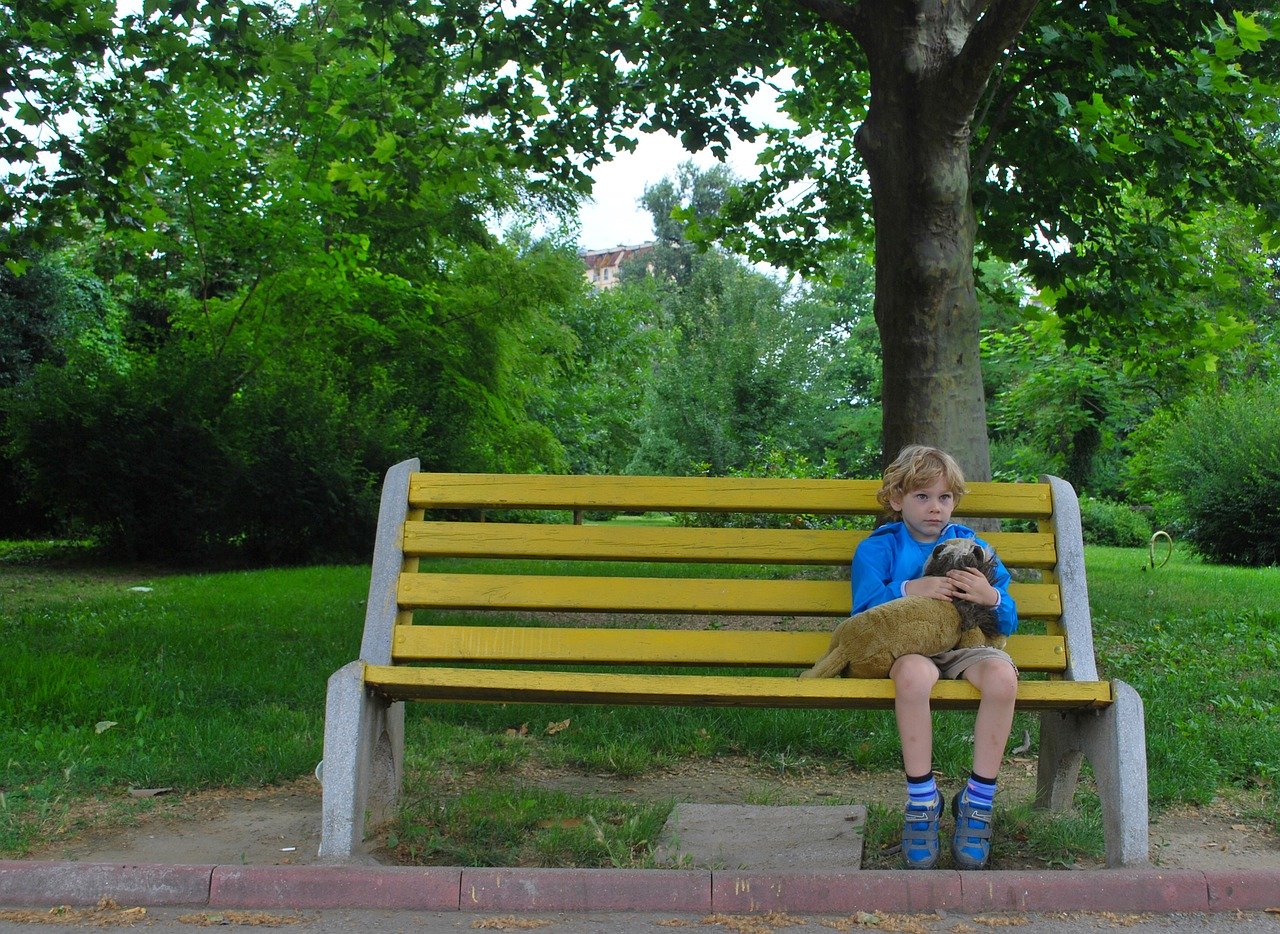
397;572;1063;620
390;625;1068;672
408;473;1053;519
403;521;1058;569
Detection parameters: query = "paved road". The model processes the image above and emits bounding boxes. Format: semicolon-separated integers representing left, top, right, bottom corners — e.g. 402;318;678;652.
4;906;1280;933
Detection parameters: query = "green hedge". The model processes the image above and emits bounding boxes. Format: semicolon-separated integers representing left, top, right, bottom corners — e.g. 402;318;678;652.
1135;381;1280;567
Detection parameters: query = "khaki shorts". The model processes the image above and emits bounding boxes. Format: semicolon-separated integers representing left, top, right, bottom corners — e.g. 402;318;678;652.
930;645;1018;680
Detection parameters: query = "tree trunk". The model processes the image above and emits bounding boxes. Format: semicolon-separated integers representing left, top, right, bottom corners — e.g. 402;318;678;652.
841;1;1040;482
860;106;991;480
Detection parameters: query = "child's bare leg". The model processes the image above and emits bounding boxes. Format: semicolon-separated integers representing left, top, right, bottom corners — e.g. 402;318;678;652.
952;656;1018;870
890;653;942;868
890;653;940;775
963;657;1018;777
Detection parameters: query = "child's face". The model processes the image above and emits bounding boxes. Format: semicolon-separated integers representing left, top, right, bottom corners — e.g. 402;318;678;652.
890;476;957;543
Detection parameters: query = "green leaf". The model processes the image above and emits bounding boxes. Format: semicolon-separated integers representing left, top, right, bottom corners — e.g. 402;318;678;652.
373;132;398;164
1233;12;1272;53
15;102;44;125
1075;92;1111;123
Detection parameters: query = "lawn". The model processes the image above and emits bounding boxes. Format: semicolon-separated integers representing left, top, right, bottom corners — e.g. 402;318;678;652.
1;540;1276;864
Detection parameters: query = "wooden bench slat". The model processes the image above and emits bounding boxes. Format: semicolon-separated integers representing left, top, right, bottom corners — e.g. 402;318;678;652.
391;625;1068;672
409;473;1054;519
403;522;1058;569
364;663;1112;710
398;573;1063;619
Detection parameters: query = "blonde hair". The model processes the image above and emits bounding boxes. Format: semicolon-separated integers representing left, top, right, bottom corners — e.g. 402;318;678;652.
876;445;968;517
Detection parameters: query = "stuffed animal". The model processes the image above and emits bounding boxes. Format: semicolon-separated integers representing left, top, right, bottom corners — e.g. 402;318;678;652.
800;538;1007;680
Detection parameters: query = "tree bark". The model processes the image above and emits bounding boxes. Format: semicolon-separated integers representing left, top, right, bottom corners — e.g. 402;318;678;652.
859;88;990;478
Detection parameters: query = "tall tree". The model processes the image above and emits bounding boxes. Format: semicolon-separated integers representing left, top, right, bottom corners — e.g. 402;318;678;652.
451;1;1280;477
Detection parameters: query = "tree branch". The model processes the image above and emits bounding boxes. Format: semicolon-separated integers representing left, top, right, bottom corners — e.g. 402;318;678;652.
789;0;865;43
953;0;1042;107
971;59;1069;179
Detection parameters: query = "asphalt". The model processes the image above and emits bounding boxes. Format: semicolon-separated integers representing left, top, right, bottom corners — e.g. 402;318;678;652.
1;860;1278;916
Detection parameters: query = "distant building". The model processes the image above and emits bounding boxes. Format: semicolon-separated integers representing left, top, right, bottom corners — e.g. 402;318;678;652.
580;242;656;290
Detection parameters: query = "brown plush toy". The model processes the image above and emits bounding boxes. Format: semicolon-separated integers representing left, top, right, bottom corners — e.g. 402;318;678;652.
799;538;1008;680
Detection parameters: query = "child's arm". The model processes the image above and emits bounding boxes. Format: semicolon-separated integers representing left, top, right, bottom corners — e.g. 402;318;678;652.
850;536;902;614
903;574;963;601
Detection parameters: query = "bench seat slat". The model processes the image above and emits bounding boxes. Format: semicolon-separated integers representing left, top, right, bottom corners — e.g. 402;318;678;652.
403;522;1058;569
391;625;1068;672
409;473;1054;519
364;664;1111;710
398;573;1063;619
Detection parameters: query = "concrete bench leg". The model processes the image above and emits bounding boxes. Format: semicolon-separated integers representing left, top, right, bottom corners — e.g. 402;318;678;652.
318;661;405;862
1035;679;1149;867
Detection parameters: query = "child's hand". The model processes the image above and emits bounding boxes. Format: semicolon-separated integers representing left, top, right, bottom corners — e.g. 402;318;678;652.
945;567;999;607
903;575;959;602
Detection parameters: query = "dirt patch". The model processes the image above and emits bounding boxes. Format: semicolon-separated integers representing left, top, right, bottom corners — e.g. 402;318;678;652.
25;761;1279;873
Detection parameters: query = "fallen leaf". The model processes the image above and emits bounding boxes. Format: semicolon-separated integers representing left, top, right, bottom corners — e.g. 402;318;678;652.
545;718;571;735
95;721;118;734
1010;728;1032;755
504;723;529;737
177;910;305;926
129;787;173;798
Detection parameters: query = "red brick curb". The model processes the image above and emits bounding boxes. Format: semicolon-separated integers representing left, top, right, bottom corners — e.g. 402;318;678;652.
957;869;1211;913
1204;869;1280;910
0;861;213;908
209;865;462;910
459;868;710;912
712;870;963;913
1;861;1277;914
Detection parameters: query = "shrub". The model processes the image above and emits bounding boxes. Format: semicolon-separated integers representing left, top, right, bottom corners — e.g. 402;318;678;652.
1;345;414;564
1135;381;1280;567
1077;494;1152;547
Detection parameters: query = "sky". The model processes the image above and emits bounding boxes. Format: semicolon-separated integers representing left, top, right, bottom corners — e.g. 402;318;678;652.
572;83;786;253
574;130;769;252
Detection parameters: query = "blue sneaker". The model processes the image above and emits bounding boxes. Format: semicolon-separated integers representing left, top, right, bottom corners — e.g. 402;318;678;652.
901;795;942;869
951;789;993;869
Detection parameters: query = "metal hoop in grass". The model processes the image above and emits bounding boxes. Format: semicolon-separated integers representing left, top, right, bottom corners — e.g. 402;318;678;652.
1146;530;1173;571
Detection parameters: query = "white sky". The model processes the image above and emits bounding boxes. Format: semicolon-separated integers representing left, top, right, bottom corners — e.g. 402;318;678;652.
573;82;787;252
574;130;769;251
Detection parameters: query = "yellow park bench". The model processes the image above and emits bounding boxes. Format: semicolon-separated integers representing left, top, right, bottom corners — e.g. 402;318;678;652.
319;460;1148;867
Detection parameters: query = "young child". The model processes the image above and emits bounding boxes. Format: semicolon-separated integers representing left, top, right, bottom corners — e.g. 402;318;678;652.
851;444;1019;870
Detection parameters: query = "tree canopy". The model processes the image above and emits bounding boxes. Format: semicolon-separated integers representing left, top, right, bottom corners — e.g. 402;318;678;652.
433;0;1280;475
6;4;1278;481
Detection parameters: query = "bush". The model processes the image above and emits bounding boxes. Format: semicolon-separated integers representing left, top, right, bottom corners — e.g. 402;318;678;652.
1134;381;1280;567
1;345;415;565
1077;494;1152;547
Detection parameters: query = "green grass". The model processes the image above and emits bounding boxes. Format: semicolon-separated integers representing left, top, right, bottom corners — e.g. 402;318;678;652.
1085;547;1280;805
2;541;1277;865
0;555;368;853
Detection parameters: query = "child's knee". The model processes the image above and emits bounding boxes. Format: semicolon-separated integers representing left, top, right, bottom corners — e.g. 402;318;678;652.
891;654;940;696
977;659;1018;703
